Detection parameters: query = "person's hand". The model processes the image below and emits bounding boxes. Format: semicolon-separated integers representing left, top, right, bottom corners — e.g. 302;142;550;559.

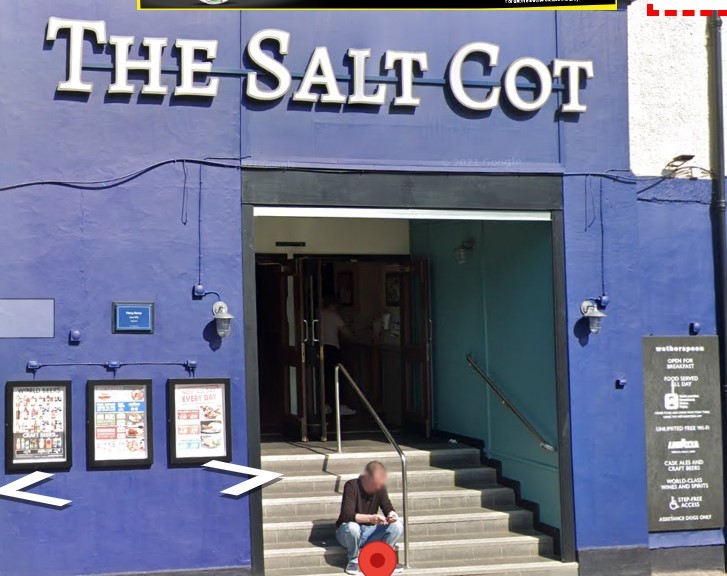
387;512;399;524
369;514;387;525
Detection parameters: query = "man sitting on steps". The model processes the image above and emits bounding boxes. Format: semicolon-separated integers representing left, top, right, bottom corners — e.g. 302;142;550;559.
335;461;404;575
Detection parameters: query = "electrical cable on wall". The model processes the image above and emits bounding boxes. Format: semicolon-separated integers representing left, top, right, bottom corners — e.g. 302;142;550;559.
572;168;717;306
0;158;718;307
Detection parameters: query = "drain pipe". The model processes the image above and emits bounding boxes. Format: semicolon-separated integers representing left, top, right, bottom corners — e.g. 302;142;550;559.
709;14;727;566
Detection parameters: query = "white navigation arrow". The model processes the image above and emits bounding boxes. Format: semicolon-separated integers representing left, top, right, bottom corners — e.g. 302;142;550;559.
0;471;71;508
203;460;283;497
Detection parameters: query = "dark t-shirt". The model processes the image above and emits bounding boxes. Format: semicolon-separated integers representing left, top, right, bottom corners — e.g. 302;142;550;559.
336;477;395;527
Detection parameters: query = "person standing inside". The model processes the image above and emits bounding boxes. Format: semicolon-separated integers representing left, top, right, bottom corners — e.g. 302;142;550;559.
336;461;404;575
321;296;356;416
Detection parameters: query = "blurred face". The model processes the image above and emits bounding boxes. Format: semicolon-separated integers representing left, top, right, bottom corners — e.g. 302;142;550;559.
368;467;387;492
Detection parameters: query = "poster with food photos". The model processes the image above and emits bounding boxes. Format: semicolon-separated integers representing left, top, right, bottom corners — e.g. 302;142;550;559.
6;381;72;471
168;379;231;464
88;380;153;467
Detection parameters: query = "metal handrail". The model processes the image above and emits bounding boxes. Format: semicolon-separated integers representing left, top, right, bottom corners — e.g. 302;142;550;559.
334;364;410;568
465;354;556;453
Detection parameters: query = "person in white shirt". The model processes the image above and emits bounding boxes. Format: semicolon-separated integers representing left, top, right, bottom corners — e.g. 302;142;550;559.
321;296;356;416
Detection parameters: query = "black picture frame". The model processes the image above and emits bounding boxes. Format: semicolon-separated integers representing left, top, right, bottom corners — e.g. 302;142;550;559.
167;378;232;466
337;272;354;306
87;380;154;469
385;272;401;307
5;381;72;473
112;302;155;334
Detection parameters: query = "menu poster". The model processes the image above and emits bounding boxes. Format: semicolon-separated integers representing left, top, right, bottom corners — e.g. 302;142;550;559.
87;380;153;468
643;336;724;532
5;381;72;472
168;379;231;465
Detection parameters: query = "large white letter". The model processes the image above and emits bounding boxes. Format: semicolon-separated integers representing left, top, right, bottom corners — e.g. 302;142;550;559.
293;47;346;104
448;42;501;111
347;48;386;106
552;59;594;113
46;17;107;93
174;39;219;98
384;50;428;107
504;57;552;112
246;29;292;101
108;36;168;95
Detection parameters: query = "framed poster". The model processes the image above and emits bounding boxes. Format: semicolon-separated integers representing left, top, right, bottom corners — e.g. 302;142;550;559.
112;302;154;334
5;381;72;472
385;272;401;307
167;379;231;465
337;272;354;306
87;380;153;468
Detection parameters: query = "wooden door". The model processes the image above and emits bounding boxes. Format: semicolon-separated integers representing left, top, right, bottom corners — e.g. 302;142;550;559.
400;260;433;436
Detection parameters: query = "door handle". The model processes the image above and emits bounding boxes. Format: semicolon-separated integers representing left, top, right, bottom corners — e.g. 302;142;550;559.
312;319;320;343
303;319;309;343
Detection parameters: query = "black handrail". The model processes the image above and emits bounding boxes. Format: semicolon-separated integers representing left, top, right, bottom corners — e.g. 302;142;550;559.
465;354;556;453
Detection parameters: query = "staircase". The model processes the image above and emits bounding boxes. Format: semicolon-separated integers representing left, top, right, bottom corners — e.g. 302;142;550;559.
261;438;578;576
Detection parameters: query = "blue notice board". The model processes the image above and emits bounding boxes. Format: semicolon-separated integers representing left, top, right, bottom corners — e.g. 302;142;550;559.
113;302;154;334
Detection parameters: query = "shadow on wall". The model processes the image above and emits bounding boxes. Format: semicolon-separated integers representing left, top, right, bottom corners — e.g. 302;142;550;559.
573;316;593;347
203;320;223;351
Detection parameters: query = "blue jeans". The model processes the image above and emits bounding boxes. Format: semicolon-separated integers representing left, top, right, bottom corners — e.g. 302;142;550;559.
336;521;404;562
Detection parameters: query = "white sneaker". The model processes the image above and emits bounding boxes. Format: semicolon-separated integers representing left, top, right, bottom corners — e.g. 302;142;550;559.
393;564;404;573
340;404;356;416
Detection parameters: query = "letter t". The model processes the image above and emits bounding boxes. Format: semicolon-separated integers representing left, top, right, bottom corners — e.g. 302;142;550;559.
46;17;108;93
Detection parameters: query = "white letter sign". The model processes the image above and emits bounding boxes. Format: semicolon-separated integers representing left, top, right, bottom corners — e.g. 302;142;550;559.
46;17;107;93
449;42;501;111
293;46;347;104
504;57;553;112
384;50;428;107
246;29;292;101
45;19;595;115
553;59;594;113
174;39;219;98
108;36;168;95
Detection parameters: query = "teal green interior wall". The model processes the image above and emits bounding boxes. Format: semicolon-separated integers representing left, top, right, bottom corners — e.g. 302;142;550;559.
411;220;561;528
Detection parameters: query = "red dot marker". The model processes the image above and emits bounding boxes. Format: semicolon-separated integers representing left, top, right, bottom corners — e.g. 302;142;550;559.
359;541;398;576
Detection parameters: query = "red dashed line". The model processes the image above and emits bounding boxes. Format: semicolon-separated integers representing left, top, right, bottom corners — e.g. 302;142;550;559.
647;4;726;16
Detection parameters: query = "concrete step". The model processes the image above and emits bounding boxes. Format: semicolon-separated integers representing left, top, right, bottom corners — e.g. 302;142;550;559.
265;556;579;576
264;507;533;545
263;465;497;496
261;445;482;475
264;532;554;570
263;486;516;519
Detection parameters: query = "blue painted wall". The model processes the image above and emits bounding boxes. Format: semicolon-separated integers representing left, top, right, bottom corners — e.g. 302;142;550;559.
0;3;248;576
0;2;718;575
411;220;561;528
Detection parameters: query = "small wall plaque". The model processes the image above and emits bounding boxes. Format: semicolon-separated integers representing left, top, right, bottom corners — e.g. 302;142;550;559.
113;303;154;334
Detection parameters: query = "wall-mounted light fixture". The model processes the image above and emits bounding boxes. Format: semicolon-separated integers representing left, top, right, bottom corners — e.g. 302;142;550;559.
581;299;606;335
212;301;234;338
663;154;697;179
455;239;475;264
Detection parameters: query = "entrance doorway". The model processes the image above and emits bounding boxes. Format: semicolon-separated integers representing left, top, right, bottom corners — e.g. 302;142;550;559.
251;207;568;531
255;251;432;442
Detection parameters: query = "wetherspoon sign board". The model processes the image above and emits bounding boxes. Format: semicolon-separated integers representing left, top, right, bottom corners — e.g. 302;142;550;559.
5;381;72;472
643;336;724;532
